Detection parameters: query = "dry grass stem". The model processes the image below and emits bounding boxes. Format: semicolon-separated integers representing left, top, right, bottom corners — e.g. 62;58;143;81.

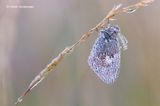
15;0;154;105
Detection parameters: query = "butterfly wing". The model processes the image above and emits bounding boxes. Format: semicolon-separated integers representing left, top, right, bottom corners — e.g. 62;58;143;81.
88;25;122;84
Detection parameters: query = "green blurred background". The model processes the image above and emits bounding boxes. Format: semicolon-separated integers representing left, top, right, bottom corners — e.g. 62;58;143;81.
0;0;160;106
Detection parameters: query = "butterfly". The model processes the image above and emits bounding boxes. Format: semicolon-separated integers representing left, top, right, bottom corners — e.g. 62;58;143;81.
88;24;128;84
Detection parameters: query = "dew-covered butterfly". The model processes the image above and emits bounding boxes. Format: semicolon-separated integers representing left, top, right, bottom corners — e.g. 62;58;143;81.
88;24;128;84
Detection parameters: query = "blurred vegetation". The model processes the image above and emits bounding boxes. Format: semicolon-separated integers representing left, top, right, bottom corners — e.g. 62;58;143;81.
0;0;160;106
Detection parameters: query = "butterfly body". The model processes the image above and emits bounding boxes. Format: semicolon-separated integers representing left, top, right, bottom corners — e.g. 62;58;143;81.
88;25;127;84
